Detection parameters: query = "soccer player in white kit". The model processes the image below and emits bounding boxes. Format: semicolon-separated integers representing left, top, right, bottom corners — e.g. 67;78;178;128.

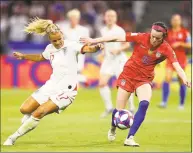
99;10;135;117
56;9;90;82
3;18;103;146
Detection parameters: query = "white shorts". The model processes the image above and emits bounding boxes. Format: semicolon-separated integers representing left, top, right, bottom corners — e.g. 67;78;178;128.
100;57;127;78
31;80;77;113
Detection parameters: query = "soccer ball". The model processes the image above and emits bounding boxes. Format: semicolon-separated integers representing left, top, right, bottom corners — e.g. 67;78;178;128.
114;109;134;130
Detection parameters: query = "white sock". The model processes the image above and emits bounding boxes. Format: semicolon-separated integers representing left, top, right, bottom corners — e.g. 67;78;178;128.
21;114;31;124
99;86;113;110
128;93;135;111
10;116;40;141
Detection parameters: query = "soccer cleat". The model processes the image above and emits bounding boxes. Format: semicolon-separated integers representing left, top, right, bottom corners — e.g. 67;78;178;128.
100;109;113;118
108;129;116;141
3;137;15;146
178;105;184;110
124;136;139;147
157;102;167;108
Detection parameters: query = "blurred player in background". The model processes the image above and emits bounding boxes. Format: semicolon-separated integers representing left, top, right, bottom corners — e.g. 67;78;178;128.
98;9;135;118
3;18;103;146
80;22;191;146
56;9;90;83
158;14;191;109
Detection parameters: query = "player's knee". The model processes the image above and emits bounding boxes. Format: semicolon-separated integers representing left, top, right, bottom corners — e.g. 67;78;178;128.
98;81;108;88
20;106;32;114
32;107;46;119
165;76;172;83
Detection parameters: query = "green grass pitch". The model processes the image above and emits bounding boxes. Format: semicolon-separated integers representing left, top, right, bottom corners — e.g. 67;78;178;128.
1;88;192;152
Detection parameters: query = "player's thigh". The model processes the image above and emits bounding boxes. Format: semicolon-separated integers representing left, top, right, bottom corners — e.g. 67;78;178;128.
32;99;59;119
136;83;152;102
116;87;131;110
20;96;40;114
98;73;112;87
165;66;174;82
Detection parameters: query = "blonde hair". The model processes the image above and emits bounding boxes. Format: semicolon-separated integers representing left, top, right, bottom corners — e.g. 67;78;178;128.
67;9;80;19
24;17;60;36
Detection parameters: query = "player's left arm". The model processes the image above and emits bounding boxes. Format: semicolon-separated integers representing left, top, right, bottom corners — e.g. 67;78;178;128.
81;43;104;54
172;62;191;87
166;46;191;87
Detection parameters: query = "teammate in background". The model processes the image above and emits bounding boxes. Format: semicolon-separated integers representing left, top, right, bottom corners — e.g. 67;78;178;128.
80;22;191;146
56;9;90;83
98;10;135;118
158;14;191;109
3;18;103;146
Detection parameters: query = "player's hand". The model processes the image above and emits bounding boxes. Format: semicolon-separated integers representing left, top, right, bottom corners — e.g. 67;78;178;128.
172;42;182;49
80;37;95;44
96;43;104;50
13;52;24;60
110;49;121;55
183;80;191;88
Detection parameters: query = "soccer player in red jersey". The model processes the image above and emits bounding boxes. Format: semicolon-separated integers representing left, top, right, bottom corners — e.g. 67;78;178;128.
158;14;191;109
80;21;191;147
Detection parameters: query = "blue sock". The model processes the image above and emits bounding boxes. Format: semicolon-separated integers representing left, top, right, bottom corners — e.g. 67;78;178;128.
128;100;149;138
180;85;186;106
162;81;170;105
111;109;117;127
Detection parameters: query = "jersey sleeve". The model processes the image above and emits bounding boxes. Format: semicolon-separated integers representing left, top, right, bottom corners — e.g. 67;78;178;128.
42;45;50;60
165;45;178;63
125;32;144;43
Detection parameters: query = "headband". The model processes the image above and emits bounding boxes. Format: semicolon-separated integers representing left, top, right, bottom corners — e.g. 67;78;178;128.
152;25;167;33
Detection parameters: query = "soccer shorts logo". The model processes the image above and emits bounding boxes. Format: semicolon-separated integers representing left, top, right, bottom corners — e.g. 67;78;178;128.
121;79;126;86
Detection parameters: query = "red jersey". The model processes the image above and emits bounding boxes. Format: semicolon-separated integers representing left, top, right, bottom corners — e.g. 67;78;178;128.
123;32;177;81
166;28;190;67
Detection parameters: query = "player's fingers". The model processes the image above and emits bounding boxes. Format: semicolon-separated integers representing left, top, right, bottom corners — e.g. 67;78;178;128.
188;82;192;88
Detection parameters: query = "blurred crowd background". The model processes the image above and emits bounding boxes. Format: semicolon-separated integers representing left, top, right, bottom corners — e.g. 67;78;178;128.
0;0;192;89
0;0;192;55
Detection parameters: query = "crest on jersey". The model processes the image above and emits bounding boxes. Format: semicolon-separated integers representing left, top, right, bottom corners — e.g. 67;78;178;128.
156;52;161;58
121;79;126;86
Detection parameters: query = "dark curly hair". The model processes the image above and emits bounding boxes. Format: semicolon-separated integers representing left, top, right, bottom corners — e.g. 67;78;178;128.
152;21;168;38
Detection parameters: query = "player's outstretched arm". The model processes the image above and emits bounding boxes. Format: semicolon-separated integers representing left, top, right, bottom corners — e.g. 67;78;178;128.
80;35;126;44
13;52;46;62
172;62;191;87
82;43;104;54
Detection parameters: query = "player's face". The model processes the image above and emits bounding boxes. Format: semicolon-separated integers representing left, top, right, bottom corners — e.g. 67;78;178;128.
171;15;182;27
150;29;164;47
69;16;80;27
49;32;64;49
104;11;117;26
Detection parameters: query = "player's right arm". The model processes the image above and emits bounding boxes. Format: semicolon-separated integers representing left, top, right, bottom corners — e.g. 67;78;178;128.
80;32;143;44
81;43;104;54
13;52;46;61
80;35;125;44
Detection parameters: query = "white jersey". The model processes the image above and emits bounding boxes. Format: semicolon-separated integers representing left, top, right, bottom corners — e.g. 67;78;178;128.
42;40;84;90
59;24;90;41
100;25;127;60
